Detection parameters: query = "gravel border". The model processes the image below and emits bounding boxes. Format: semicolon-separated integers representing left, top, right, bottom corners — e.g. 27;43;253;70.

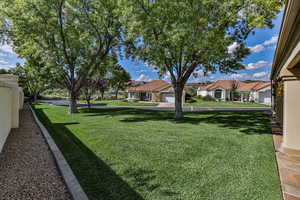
29;105;89;200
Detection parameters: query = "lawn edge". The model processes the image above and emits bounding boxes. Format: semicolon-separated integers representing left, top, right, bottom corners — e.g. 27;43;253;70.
29;104;89;200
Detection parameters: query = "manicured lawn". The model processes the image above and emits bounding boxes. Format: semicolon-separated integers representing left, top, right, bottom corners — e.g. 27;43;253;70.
185;100;269;107
80;99;159;107
34;103;281;200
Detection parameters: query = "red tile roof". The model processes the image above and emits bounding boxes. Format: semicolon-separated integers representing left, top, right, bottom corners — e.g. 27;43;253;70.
128;80;171;92
198;80;271;91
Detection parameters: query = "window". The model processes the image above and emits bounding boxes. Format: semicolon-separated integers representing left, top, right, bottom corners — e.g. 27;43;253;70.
215;89;222;99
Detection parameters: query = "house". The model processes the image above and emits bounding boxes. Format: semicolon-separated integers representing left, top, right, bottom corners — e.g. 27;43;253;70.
127;80;186;103
271;0;300;152
197;80;271;104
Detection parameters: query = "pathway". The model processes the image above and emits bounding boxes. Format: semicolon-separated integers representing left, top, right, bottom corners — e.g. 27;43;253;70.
0;104;71;200
272;117;300;200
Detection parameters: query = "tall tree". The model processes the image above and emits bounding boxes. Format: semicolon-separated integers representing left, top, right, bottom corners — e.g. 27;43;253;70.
119;0;283;119
108;65;131;99
2;0;121;113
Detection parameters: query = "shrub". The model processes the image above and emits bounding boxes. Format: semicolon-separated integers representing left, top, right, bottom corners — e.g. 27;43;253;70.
195;95;203;100
186;98;197;103
202;95;215;101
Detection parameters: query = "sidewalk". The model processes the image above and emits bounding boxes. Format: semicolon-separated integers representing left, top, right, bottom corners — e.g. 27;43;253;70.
0;104;71;200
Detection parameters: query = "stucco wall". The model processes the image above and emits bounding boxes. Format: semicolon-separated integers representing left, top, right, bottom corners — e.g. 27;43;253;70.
0;87;12;152
0;75;23;152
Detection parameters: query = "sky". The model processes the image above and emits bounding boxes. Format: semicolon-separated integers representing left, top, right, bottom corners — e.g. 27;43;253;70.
0;10;283;83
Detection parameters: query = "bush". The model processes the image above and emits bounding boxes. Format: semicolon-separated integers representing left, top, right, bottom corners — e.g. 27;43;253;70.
202;95;216;101
195;95;203;100
186;98;197;103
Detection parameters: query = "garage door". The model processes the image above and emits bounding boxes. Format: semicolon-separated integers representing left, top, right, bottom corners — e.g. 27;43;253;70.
161;93;175;103
259;91;271;104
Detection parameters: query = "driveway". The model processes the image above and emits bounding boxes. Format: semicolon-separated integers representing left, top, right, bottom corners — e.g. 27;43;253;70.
38;100;271;111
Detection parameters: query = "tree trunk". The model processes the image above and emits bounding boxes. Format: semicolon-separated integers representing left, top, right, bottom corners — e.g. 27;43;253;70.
86;96;91;109
115;89;119;99
101;91;104;100
69;93;78;114
33;93;38;103
174;84;184;120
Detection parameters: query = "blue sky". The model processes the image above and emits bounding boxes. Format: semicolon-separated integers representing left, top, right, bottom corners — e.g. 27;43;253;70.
0;10;283;83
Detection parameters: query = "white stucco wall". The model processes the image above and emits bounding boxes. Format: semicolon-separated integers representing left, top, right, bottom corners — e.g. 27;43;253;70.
0;86;12;152
0;74;23;152
197;90;208;96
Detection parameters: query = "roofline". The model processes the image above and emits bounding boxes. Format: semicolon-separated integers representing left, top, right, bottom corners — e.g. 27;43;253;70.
271;0;300;79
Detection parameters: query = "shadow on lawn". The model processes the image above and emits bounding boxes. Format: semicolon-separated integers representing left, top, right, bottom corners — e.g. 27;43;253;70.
34;108;147;200
81;108;272;135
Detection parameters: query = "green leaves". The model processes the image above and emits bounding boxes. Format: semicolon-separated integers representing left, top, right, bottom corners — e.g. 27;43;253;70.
120;0;284;83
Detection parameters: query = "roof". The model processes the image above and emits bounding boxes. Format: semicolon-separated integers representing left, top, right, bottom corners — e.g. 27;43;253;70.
128;80;171;92
271;0;300;79
199;80;237;90
198;80;271;91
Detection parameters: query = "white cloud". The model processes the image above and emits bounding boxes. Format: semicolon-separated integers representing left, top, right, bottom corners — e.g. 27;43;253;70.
245;60;271;70
0;44;14;54
163;71;171;81
263;36;278;46
0;65;14;70
231;73;248;80
228;42;239;54
136;74;152;82
252;71;269;79
249;44;265;53
192;69;204;78
0;60;8;65
249;35;278;53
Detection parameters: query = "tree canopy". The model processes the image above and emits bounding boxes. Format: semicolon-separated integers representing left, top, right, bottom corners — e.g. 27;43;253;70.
2;0;122;113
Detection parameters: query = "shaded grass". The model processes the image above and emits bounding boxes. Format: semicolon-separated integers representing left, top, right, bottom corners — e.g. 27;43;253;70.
34;103;281;200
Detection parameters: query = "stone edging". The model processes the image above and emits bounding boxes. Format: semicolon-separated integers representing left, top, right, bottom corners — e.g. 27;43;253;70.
29;105;89;200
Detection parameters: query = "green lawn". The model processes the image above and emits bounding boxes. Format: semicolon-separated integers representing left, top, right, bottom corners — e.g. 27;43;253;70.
80;99;159;107
34;103;281;200
185;100;269;107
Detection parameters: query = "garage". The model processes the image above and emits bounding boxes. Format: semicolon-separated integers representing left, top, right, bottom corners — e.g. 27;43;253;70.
161;93;175;103
258;90;271;104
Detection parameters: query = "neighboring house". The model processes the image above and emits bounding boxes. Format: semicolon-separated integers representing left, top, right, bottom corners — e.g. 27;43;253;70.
127;80;186;103
271;0;300;152
197;80;271;104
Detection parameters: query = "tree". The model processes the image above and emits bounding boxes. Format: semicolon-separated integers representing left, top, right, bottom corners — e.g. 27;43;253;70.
2;0;121;113
0;68;8;74
81;79;102;109
230;81;238;101
119;0;283;119
108;65;131;99
10;60;51;102
98;78;109;100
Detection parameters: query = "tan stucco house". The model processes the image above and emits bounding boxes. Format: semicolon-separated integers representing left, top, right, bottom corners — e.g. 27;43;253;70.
197;80;271;104
127;80;186;103
271;0;300;152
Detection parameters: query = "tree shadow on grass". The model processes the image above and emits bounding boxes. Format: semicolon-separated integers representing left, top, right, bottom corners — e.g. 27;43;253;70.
81;108;272;135
34;108;147;200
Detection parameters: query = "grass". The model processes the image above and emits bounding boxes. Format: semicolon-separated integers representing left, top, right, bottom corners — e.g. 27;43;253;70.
34;103;281;200
79;99;159;107
184;99;269;107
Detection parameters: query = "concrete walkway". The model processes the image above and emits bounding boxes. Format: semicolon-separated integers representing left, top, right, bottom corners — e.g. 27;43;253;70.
272;117;300;200
0;105;71;200
38;99;270;111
